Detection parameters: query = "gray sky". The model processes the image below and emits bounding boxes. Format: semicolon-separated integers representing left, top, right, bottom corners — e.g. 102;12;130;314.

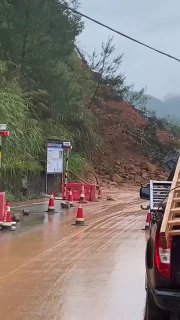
77;0;180;100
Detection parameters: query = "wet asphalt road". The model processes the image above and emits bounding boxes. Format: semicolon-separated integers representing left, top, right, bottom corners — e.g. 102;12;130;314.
0;189;146;320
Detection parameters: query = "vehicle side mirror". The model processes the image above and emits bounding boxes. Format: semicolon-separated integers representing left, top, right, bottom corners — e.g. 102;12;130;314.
140;184;150;200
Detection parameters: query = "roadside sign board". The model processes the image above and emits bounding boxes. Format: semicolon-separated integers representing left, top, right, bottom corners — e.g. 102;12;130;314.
47;142;64;174
0;124;7;131
62;141;72;149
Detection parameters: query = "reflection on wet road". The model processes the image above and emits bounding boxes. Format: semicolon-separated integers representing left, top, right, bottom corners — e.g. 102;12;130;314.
0;190;146;320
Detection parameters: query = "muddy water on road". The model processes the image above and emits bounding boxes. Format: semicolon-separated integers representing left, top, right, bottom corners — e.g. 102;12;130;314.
0;190;146;320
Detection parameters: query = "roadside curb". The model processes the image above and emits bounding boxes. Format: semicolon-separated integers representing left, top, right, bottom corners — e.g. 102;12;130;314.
11;199;48;209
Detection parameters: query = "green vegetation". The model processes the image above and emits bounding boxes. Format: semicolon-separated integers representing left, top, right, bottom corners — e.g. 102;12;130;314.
0;1;135;176
0;0;94;176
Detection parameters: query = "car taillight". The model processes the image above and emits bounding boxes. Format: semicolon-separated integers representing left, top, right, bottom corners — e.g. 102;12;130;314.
155;232;172;280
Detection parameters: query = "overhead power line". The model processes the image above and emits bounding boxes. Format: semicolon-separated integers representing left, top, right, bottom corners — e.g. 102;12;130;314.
57;1;180;63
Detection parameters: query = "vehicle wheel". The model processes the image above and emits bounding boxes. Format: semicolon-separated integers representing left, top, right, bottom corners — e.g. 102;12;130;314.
144;287;170;320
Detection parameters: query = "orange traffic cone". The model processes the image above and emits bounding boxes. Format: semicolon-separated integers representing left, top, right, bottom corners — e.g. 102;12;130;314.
6;202;16;230
2;202;12;229
68;189;74;207
74;201;85;226
142;211;151;230
0;204;4;229
80;186;85;201
98;187;102;200
79;186;86;203
47;192;56;214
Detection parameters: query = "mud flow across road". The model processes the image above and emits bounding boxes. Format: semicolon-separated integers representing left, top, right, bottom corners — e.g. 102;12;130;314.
0;188;146;320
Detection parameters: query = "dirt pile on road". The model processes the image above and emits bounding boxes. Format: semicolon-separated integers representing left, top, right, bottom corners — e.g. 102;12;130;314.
91;100;168;185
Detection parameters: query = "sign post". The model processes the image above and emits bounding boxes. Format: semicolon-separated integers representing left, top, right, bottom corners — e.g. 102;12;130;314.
0;124;10;191
61;142;72;199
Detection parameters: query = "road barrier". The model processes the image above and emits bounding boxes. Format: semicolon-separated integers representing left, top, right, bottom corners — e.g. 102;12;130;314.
5;202;17;229
2;202;16;230
62;183;101;202
0;196;17;231
0;192;5;227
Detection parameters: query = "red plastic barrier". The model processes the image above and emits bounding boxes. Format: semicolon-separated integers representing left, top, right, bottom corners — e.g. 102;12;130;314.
62;183;99;202
0;192;5;222
90;184;97;202
90;184;103;201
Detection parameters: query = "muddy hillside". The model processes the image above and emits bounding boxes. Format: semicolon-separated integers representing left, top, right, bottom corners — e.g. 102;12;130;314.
91;100;174;186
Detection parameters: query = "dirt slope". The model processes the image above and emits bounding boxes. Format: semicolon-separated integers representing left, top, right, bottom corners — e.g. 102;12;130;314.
91;100;168;186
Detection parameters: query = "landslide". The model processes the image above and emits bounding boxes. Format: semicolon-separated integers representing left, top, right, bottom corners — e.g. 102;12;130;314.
91;100;172;186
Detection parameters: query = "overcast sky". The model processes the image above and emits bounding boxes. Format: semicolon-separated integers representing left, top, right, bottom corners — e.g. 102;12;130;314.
77;0;180;100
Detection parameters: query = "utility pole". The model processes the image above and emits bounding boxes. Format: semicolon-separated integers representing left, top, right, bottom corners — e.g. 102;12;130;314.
0;135;2;191
62;141;72;200
0;124;10;191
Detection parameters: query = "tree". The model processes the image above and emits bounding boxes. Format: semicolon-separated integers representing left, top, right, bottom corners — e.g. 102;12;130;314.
88;37;126;106
87;36;146;108
0;0;82;66
124;88;147;110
